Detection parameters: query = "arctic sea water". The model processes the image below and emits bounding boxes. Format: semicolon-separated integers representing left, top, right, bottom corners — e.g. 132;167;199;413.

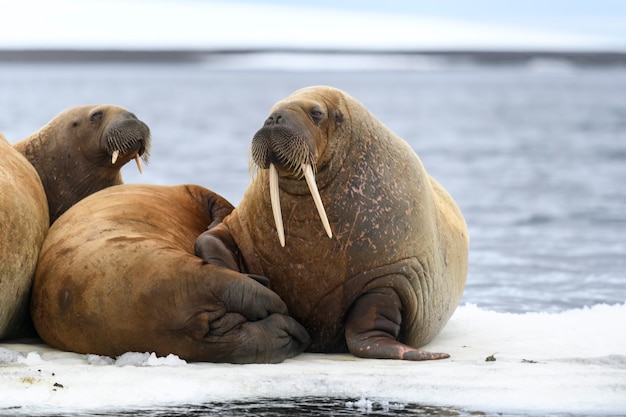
0;54;624;416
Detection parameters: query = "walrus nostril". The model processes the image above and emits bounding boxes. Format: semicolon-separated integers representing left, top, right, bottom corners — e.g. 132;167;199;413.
265;112;284;126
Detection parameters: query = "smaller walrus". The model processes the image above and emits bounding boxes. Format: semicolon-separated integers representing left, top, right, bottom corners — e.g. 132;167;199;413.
196;85;469;361
13;105;151;224
0;134;49;339
31;184;310;363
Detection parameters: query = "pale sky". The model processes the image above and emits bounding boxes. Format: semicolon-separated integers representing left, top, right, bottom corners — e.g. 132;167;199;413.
1;0;625;50
242;0;626;41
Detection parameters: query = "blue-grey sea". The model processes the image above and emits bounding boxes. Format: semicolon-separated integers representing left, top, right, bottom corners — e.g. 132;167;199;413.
1;53;625;416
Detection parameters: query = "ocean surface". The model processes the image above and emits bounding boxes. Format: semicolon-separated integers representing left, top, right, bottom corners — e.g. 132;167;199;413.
1;53;625;416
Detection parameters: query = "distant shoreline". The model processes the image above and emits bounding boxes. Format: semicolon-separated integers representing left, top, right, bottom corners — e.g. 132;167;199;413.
1;49;626;66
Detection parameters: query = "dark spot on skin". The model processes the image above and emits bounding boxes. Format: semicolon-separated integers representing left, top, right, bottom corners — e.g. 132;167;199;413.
106;236;149;244
334;110;344;126
58;288;72;313
56;247;75;256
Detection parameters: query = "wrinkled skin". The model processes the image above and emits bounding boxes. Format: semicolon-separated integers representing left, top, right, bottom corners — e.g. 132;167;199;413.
196;86;469;361
0;134;49;339
13;105;151;224
32;184;310;363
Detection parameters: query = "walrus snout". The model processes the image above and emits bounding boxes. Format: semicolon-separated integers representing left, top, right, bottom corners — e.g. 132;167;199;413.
106;116;151;174
250;113;332;247
250;126;314;174
251;109;320;170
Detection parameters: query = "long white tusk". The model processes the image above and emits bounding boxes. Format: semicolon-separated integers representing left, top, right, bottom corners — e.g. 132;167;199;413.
111;149;120;164
135;154;143;174
302;163;332;239
269;163;285;247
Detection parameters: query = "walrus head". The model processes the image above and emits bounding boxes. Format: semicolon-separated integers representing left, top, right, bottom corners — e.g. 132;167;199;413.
13;104;152;224
89;106;151;173
250;86;344;247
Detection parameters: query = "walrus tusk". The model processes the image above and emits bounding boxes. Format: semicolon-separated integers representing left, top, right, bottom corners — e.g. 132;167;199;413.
135;154;143;174
302;163;332;239
269;163;285;247
111;149;120;164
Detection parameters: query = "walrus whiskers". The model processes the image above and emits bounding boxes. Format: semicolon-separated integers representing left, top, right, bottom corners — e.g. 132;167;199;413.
106;126;150;174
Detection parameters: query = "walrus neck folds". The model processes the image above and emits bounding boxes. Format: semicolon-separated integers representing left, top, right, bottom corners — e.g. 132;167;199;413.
12;128;48;163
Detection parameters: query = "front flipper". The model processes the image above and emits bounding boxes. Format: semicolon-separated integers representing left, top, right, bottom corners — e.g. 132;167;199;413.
345;288;449;361
195;222;241;271
195;311;311;364
185;267;310;363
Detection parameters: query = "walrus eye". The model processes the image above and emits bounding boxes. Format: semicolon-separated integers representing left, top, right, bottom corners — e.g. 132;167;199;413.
90;111;103;122
310;109;324;124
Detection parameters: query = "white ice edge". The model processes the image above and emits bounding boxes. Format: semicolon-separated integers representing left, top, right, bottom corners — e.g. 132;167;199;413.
1;303;625;415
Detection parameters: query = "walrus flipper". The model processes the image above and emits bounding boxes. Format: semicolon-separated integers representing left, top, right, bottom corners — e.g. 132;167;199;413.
188;267;311;363
345;286;449;361
195;223;241;271
195;222;272;287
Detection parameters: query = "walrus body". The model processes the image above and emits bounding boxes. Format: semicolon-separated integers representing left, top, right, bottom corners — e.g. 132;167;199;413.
196;86;469;360
13;105;151;224
31;184;309;363
0;134;49;339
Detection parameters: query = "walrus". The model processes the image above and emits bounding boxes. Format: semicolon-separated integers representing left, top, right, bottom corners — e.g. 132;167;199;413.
0;134;49;339
13;105;151;224
31;183;310;363
195;85;469;360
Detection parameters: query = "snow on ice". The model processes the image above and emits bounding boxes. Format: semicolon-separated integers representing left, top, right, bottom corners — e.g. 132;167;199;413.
1;303;625;416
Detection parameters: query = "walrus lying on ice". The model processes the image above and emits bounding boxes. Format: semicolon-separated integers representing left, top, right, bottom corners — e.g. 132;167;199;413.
0;134;48;339
31;184;310;363
196;85;469;360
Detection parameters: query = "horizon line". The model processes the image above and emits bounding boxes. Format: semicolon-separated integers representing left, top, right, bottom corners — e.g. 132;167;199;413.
2;48;626;65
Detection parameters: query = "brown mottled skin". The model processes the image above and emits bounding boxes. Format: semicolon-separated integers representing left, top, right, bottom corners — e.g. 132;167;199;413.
0;134;49;339
31;184;309;363
13;105;151;224
196;86;469;360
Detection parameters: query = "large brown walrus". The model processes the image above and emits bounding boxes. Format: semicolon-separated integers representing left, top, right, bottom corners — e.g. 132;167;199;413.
31;184;310;363
13;105;151;224
195;85;469;360
0;134;49;339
